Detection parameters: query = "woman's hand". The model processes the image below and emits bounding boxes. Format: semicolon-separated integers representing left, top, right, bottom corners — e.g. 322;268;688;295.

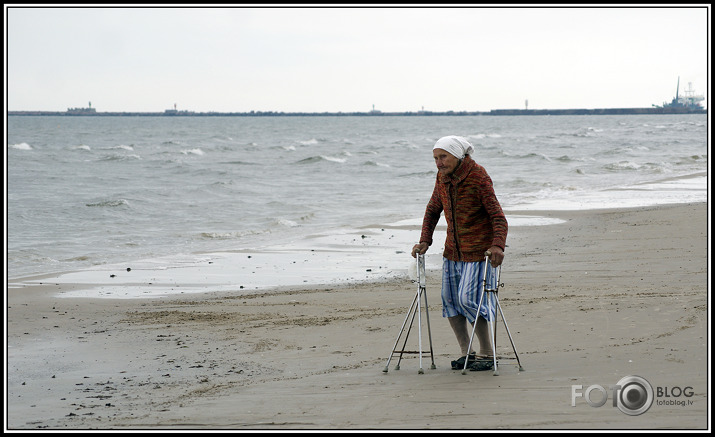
486;246;504;267
411;242;429;258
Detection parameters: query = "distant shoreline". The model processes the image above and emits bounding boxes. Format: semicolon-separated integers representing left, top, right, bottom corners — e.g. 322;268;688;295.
7;107;707;117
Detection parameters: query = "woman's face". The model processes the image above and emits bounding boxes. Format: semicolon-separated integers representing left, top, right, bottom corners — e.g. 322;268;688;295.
433;148;461;176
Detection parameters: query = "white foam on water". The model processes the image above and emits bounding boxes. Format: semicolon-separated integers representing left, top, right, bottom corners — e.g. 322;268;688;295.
505;176;707;211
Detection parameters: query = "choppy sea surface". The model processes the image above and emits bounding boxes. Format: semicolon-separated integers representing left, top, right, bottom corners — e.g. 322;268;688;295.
6;115;708;297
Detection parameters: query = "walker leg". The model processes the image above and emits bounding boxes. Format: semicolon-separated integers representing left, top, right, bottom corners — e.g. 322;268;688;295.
462;293;486;375
383;291;419;372
487;314;499;376
495;294;525;371
422;286;437;370
417;285;424;374
396;303;420;370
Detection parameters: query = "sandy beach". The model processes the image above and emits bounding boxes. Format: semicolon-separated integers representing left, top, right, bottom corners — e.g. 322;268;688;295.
6;202;709;430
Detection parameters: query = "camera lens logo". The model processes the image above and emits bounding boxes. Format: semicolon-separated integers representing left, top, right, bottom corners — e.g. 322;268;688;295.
615;375;654;416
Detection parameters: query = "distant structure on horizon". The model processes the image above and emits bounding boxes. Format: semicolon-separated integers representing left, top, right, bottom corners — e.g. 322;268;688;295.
66;101;96;114
656;77;705;110
164;103;194;115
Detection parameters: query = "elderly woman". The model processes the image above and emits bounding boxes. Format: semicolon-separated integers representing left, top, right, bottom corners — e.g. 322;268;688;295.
411;135;508;371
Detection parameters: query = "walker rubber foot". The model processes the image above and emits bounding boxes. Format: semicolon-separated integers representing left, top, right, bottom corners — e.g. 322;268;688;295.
418;368;424;374
382;367;389;373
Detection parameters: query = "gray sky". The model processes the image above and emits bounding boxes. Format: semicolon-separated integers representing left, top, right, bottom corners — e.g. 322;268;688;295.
6;5;710;113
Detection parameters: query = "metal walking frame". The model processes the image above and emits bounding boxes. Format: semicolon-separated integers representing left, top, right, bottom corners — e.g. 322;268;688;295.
382;253;436;374
462;251;525;376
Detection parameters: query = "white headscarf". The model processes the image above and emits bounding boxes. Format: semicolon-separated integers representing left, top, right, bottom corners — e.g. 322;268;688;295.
433;135;475;159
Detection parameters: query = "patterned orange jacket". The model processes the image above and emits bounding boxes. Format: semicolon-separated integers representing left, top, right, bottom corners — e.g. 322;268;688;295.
419;155;508;262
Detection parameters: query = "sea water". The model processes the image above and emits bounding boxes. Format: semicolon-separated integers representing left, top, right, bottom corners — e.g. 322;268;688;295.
6;114;708;297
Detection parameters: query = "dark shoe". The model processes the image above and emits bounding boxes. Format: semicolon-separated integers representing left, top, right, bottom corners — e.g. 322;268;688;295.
468;358;494;371
451;353;477;370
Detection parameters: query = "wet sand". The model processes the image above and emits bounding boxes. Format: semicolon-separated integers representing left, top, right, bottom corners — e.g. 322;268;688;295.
6;202;709;430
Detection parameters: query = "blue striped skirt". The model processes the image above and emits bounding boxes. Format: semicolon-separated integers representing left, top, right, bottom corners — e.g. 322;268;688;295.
441;257;497;322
